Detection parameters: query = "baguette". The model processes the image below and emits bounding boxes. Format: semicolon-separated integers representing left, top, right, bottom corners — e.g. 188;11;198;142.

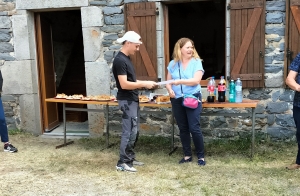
156;96;170;103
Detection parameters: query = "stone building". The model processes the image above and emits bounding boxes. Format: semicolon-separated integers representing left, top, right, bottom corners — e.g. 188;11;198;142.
0;0;299;141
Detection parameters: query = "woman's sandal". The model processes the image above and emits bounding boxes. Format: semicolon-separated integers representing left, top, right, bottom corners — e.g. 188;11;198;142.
198;159;206;166
179;157;192;164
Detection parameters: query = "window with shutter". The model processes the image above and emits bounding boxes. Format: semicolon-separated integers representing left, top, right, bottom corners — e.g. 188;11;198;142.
163;1;226;86
284;0;300;78
124;2;158;81
229;0;265;88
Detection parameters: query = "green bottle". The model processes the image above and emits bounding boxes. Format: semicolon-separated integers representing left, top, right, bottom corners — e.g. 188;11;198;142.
229;80;235;103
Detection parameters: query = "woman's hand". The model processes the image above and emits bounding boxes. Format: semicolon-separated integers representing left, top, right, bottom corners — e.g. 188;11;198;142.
168;89;176;98
171;79;181;86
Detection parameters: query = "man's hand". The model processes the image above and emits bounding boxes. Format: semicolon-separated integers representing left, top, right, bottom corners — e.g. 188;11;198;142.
144;81;157;89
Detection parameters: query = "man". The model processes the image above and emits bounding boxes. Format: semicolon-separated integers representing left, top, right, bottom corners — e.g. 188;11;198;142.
112;31;156;172
286;52;300;170
0;70;18;153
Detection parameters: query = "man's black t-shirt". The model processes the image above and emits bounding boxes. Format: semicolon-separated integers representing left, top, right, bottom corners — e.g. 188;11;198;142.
112;52;139;102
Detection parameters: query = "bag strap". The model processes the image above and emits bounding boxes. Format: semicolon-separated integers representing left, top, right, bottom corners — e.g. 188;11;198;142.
178;62;184;96
178;62;200;101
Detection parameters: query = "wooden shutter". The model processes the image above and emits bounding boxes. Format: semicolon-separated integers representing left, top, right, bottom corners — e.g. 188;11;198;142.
124;2;157;81
284;0;300;78
229;0;265;88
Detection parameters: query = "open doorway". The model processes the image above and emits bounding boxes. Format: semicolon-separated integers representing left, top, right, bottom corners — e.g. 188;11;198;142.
167;0;226;80
35;10;87;132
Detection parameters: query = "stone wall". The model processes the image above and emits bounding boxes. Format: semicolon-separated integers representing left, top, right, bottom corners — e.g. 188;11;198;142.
0;0;20;131
95;0;295;141
256;1;295;141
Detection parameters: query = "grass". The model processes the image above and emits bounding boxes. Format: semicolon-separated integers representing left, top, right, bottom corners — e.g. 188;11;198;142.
1;131;300;195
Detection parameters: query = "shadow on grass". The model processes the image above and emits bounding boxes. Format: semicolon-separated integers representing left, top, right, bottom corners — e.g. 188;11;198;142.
205;137;252;157
77;134;179;155
205;135;297;161
75;134;297;160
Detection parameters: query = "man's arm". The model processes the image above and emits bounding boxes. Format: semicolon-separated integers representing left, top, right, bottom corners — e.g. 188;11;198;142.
118;75;156;90
286;70;300;92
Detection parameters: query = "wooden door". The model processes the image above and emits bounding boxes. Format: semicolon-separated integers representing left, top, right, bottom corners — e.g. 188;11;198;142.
229;0;265;88
284;0;300;78
124;2;158;81
35;14;59;132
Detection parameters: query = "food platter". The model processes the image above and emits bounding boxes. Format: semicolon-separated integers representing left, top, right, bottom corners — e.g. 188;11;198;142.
66;97;81;100
155;100;171;104
139;99;150;103
139;95;150;103
55;93;68;99
81;97;92;101
54;93;115;102
93;99;111;102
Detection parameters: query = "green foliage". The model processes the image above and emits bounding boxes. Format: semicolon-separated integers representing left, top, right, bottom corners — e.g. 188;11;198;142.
8;129;22;135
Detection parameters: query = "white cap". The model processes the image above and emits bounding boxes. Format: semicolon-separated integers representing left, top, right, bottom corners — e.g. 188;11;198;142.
116;31;142;44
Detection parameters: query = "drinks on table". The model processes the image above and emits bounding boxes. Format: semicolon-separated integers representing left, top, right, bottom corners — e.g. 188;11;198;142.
207;76;216;102
218;76;226;102
235;78;243;103
229;79;235;103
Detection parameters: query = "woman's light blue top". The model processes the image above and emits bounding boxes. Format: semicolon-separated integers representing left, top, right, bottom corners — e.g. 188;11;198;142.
167;58;204;98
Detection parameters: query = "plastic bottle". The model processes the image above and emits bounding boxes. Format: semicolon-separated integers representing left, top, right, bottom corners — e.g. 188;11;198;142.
235;78;243;103
207;76;215;102
229;79;235;103
212;76;217;97
218;76;226;102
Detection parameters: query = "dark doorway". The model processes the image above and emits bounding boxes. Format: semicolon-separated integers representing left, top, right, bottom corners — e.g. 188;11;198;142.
168;1;226;80
36;10;87;129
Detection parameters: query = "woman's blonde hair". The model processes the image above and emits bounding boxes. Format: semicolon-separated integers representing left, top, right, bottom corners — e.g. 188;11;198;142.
172;37;201;64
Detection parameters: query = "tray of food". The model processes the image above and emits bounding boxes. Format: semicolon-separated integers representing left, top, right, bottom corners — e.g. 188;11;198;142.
55;93;68;99
90;95;111;101
155;95;171;104
139;95;150;103
110;95;116;101
81;96;94;101
66;94;84;100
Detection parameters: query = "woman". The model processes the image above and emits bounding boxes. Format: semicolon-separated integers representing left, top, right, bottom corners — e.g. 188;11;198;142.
166;38;205;166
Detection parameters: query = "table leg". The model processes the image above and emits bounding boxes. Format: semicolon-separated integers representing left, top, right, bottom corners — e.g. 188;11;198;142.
63;103;66;145
106;104;109;148
251;108;255;158
55;103;74;149
169;112;178;155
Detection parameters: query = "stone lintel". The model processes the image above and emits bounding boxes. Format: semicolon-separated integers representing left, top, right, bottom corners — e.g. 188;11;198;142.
16;0;88;10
